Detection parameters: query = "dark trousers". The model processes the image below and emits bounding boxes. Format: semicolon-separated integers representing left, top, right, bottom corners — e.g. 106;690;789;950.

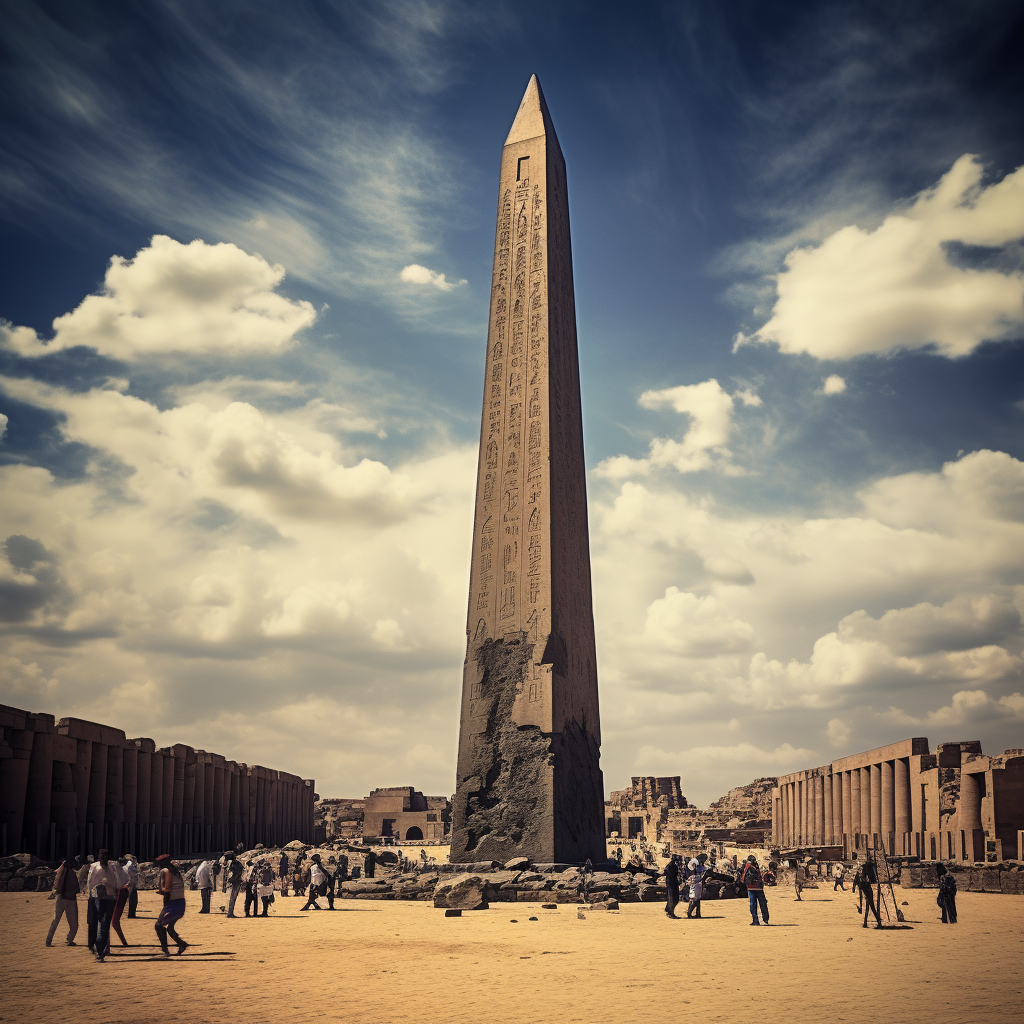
87;897;98;950
245;888;258;916
93;897;116;957
302;885;322;910
687;899;701;918
665;884;679;917
260;896;271;916
127;888;138;917
940;894;957;923
749;889;769;924
834;877;845;890
861;883;880;926
200;887;212;913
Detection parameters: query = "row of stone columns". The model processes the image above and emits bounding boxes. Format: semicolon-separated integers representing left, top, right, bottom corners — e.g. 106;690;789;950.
774;758;912;855
1;704;315;860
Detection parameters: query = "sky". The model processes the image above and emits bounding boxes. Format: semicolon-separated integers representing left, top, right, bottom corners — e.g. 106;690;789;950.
1;0;1023;807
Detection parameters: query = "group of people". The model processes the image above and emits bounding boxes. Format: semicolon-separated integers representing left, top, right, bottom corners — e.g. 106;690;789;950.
46;849;188;959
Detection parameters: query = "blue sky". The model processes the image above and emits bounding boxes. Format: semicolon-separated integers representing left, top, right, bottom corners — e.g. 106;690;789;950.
2;0;1023;805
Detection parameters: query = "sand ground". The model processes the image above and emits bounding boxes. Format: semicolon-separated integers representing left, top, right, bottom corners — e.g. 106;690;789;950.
4;886;1022;1024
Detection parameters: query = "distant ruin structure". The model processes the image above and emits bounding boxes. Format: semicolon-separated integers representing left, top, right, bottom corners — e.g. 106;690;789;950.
450;76;605;864
0;703;315;860
362;787;451;843
774;738;1024;862
605;776;687;841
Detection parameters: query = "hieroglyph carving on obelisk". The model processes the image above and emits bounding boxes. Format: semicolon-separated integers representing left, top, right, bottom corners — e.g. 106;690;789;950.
449;76;604;864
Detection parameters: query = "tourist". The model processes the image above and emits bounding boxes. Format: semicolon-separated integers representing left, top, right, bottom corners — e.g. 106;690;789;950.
293;853;306;897
154;854;188;957
196;857;214;913
87;848;126;962
225;853;244;918
793;859;805;901
337;852;349;883
244;860;259;918
219;851;232;892
257;859;275;916
79;855;97;951
740;855;769;926
859;854;881;928
123;853;139;917
278;851;290;896
110;868;131;948
936;863;958;923
302;854;325;910
46;856;80;947
325;856;338;910
664;854;681;919
686;857;704;919
832;861;847;891
364;849;378;879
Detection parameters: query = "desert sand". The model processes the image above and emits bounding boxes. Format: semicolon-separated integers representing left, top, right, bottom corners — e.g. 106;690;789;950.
5;886;1022;1024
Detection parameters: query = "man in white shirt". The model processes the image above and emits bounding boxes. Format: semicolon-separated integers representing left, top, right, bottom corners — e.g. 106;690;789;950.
195;859;214;914
301;854;326;911
86;849;127;962
123;854;140;918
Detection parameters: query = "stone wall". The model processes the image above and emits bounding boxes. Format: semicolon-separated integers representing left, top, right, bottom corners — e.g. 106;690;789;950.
0;703;316;861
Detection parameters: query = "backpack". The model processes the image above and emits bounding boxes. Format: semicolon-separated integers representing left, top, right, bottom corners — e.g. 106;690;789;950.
260;864;273;886
743;862;762;887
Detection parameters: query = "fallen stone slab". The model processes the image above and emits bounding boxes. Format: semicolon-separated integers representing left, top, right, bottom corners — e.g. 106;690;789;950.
434;873;487;910
504;857;530;870
588;899;619;911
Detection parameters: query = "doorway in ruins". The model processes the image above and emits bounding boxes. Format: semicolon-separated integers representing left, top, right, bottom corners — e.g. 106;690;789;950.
405;826;424;841
382;819;396;838
627;817;643;838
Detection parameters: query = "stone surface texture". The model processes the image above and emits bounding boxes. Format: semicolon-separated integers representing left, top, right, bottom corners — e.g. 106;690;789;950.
449;75;604;865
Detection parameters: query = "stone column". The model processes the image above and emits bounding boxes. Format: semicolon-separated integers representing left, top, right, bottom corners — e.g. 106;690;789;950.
135;743;152;851
161;751;175;828
193;752;206;831
959;772;984;863
105;744;124;853
51;760;78;838
170;747;186;831
229;763;241;848
787;783;795;846
869;764;881;848
880;760;895;855
122;744;138;833
247;769;258;847
24;716;55;854
850;769;861;843
823;773;834;845
70;739;92;838
182;749;196;849
815;775;826;845
842;771;852;850
0;727;33;854
149;750;164;845
203;755;216;843
895;757;911;855
88;741;109;849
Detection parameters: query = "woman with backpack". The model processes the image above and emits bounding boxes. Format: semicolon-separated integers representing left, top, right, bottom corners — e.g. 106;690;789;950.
740;855;769;925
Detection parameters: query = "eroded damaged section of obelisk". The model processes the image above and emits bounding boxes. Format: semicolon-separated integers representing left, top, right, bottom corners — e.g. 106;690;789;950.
449;76;605;864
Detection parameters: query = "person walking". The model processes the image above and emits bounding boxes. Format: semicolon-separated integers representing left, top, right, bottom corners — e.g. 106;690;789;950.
832;861;847;891
195;858;214;913
793;859;806;901
87;849;126;962
936;863;958;923
741;855;769;926
79;855;97;952
337;853;349;884
686;857;705;919
301;854;325;910
278;852;290;897
293;854;306;897
859;854;882;928
154;854;188;957
110;867;131;949
225;854;244;918
257;859;275;916
324;857;338;910
243;860;259;918
46;857;80;947
123;853;139;917
664;854;681;919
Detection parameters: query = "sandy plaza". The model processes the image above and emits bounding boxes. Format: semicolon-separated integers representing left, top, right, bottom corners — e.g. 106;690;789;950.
5;885;1023;1024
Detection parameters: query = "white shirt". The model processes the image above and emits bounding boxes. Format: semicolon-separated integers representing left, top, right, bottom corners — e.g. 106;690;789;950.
87;861;126;899
196;861;214;888
124;858;139;889
309;862;326;886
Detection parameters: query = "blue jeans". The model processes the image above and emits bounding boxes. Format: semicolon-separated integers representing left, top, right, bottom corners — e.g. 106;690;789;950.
748;889;769;924
92;897;116;956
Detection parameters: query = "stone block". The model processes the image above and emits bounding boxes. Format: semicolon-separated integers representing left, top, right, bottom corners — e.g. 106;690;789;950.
588;899;619;911
999;871;1021;894
981;868;1001;892
504;857;530;870
52;735;77;763
517;890;580;903
433;873;487;910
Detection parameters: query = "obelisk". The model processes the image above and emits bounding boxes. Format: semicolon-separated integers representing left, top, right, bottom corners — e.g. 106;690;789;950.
449;76;605;865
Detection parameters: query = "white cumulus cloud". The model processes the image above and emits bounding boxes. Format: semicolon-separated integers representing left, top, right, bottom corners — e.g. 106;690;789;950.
1;236;316;360
746;155;1024;359
399;263;466;291
822;374;846;395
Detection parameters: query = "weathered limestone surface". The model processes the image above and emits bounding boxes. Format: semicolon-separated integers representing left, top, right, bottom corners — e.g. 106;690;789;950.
450;75;604;865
